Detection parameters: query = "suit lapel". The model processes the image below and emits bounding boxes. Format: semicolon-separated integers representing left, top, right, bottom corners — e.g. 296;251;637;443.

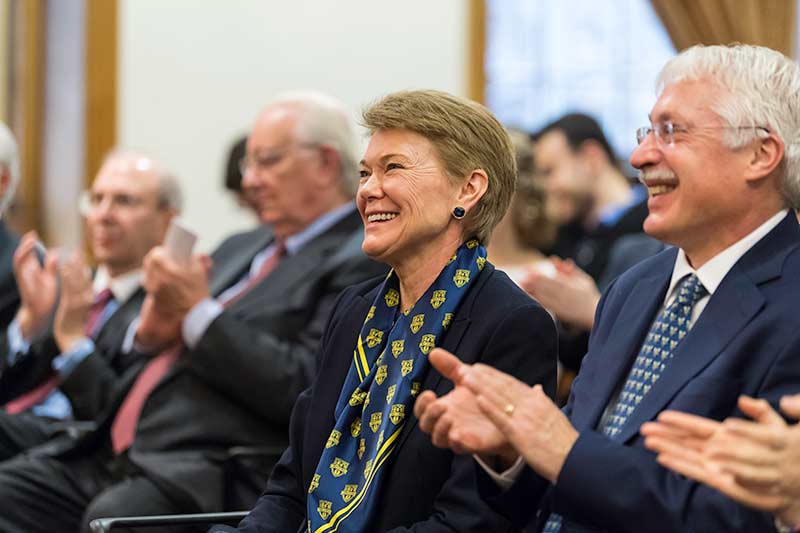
616;270;764;442
95;289;144;344
575;271;669;432
208;228;273;297
321;296;372;423
226;212;363;309
306;294;372;483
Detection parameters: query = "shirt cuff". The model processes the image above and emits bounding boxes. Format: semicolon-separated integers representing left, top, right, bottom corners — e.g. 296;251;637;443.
6;318;31;366
121;317;141;354
775;516;800;533
182;298;224;349
474;454;526;491
52;338;95;377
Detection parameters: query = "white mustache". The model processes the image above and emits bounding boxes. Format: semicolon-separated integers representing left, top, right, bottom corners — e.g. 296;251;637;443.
638;169;677;184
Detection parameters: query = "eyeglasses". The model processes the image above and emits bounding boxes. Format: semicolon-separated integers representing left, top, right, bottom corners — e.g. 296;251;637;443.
238;143;318;176
79;190;152;216
636;122;770;146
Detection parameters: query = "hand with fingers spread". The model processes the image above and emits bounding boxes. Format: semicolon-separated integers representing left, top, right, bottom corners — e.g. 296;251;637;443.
136;246;212;349
415;348;517;463
417;348;577;483
642;394;800;527
519;257;599;330
460;363;578;483
13;231;59;340
53;253;94;352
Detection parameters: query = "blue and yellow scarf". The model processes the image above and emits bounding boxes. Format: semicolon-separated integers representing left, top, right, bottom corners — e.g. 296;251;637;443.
306;238;488;533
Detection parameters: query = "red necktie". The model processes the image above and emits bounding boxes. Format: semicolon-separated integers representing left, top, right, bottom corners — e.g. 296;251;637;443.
85;288;114;337
4;288;116;415
109;241;286;453
110;343;181;454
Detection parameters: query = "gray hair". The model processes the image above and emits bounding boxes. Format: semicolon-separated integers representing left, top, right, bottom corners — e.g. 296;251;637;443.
266;91;360;196
0;122;20;215
657;44;800;209
101;149;183;212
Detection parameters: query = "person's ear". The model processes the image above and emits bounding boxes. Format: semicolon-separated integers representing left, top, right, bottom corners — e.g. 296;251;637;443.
317;145;343;185
745;132;784;184
455;169;489;214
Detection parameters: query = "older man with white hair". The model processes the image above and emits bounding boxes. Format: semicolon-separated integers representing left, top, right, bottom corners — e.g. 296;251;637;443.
415;44;800;532
0;91;385;533
0;122;21;330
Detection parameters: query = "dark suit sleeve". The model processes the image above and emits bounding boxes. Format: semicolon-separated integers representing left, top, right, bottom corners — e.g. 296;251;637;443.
232;389;312;533
0;334;60;403
382;301;558;533
58;342;142;421
476;278;618;529
187;254;384;426
0;230;20;333
0;295;144;419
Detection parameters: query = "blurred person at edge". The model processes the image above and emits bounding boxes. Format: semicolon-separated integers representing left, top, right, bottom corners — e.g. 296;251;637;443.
224;135;260;216
0;150;180;460
522;114;663;402
0;122;22;331
487;129;556;283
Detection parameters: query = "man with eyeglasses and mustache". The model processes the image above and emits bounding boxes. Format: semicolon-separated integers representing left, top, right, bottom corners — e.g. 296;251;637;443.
414;44;800;533
0;149;181;460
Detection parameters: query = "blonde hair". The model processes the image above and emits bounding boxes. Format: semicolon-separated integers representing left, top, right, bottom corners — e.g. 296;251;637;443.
362;90;516;243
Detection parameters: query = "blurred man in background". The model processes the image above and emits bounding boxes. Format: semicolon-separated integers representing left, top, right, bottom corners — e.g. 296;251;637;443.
0;150;181;460
0;122;22;331
523;114;662;400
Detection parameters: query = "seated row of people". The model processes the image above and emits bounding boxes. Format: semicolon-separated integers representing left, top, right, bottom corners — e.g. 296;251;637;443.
0;42;797;533
0;94;386;531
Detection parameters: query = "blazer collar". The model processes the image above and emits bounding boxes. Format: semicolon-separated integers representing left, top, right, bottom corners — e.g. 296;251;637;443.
578;257;674;432
223;211;363;309
209;227;273;296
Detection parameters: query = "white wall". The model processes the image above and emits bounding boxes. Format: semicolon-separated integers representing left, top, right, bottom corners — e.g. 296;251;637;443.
42;0;85;250
118;0;468;251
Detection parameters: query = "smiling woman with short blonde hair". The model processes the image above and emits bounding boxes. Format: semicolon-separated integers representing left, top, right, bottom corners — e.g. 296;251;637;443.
214;90;557;533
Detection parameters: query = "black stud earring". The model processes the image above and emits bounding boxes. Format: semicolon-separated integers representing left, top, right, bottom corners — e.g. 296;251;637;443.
452;206;466;219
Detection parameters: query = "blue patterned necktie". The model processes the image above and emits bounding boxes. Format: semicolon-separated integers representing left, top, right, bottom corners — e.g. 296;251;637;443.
541;274;707;533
